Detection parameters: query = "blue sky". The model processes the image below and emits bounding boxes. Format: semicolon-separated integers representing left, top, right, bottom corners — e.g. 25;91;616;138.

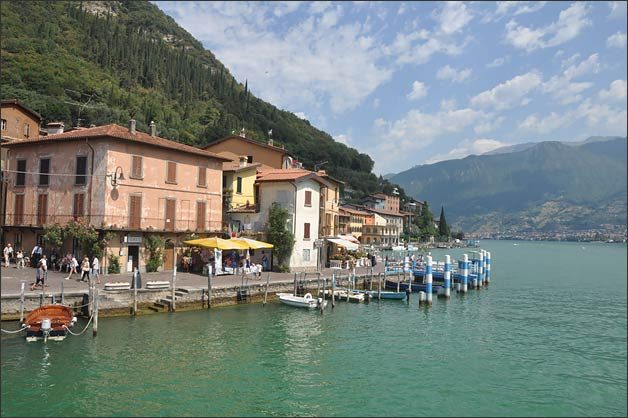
155;1;627;175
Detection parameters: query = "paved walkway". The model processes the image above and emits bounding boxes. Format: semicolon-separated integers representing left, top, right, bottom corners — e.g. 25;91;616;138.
0;263;387;297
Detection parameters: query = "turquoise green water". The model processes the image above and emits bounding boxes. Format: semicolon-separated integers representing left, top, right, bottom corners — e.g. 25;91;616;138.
2;240;627;417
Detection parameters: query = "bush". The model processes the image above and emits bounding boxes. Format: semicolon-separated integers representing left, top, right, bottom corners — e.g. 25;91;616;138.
146;258;161;273
108;254;120;274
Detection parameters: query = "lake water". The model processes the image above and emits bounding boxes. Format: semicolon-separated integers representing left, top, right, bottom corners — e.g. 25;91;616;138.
2;240;626;417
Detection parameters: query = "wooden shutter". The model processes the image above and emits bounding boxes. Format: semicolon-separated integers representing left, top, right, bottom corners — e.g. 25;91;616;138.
236;177;242;193
16;160;26;186
37;194;48;225
304;222;310;239
132;156;142;178
14;194;24;224
165;199;176;230
196;201;206;231
198;166;206;187
39;158;50;186
305;190;312;206
73;193;85;219
167;162;177;183
129;195;141;229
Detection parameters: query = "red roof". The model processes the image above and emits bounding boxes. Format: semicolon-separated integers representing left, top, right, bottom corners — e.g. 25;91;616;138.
222;161;262;172
256;168;327;184
204;135;291;155
2;123;231;161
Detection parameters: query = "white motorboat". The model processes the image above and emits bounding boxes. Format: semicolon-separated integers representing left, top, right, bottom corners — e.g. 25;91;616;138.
277;292;327;309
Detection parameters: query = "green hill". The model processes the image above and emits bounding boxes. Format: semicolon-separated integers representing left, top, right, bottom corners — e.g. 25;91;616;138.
390;137;627;236
0;0;389;198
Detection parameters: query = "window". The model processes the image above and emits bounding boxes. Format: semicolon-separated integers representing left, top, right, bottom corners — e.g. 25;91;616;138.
39;158;50;186
16;159;26;187
75;156;87;185
304;222;310;239
304;190;312;206
23;123;30;138
131;156;143;179
236;177;242;194
198;166;207;187
303;249;310;262
1;119;6;130
196;201;206;230
166;161;177;183
36;194;48;225
14;194;24;225
73;193;85;220
165;199;176;231
247;156;253;164
129;195;142;229
222;175;227;188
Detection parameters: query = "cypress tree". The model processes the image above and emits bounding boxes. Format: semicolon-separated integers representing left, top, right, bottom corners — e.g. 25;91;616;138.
438;206;450;240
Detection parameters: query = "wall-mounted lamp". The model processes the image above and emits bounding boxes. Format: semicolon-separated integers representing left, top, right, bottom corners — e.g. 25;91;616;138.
108;166;125;187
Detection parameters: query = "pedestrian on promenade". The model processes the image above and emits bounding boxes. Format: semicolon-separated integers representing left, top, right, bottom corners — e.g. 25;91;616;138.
261;252;269;271
16;250;24;269
30;260;45;291
40;255;48;276
80;256;90;282
3;243;13;267
92;255;100;284
65;255;78;280
31;244;42;267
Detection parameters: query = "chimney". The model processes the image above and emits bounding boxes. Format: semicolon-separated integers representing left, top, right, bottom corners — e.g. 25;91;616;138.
46;122;64;135
239;155;248;168
129;119;136;134
149;121;156;137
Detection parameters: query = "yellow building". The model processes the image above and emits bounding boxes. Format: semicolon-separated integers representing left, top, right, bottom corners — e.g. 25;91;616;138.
222;157;262;212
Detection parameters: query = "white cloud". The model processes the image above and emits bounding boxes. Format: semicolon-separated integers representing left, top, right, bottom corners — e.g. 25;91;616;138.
474;116;505;134
436;65;472;83
294;112;308;120
407;81;428;100
440;98;457;111
606;31;627;48
486;56;508;68
426;138;511;164
543;53;600;104
273;1;302;17
470;71;542;110
373;98;380;108
598;80;628;102
504;3;591;51
433;1;473;34
519;112;569;133
334;133;351;145
608;1;628;19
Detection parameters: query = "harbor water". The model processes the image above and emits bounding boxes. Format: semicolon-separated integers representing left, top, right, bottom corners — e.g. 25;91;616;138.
2;240;627;417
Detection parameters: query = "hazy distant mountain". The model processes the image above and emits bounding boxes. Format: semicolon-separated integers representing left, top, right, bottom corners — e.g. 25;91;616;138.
389;136;627;235
483;136;626;156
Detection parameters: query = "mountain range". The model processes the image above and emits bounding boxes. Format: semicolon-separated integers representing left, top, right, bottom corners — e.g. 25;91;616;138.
389;136;627;238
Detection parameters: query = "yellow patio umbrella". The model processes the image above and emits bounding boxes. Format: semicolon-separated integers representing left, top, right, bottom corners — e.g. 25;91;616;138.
183;237;249;250
230;237;274;249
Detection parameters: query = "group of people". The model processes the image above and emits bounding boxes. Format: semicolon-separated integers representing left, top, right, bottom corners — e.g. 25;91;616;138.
3;244;32;269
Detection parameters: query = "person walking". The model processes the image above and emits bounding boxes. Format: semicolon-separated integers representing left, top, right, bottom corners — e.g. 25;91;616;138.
31;244;42;267
30;259;45;291
3;243;13;267
92;255;100;284
65;255;78;280
80;256;91;282
16;250;24;269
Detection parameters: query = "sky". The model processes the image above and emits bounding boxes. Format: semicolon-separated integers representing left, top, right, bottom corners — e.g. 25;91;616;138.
155;1;628;175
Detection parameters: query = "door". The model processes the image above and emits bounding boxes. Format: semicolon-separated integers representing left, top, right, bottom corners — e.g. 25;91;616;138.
165;199;175;231
163;240;175;271
128;245;139;272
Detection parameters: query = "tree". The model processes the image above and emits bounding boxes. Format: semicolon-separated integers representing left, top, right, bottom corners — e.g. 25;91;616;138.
266;203;294;272
42;224;64;252
418;202;437;242
65;218;98;256
144;234;165;272
438;206;451;241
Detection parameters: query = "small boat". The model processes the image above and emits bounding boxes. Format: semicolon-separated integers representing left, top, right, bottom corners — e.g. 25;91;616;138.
352;289;406;300
391;245;406;251
23;304;77;342
277;292;327;309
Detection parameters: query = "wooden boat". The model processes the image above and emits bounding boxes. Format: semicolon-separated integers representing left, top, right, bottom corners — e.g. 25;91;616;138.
23;304;77;342
277;292;327;309
364;290;406;300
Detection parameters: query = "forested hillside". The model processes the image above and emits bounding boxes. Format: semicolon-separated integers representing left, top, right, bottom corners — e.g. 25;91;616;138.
0;0;395;199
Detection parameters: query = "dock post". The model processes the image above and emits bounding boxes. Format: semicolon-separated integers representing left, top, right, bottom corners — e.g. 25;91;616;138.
477;250;484;289
207;269;212;309
440;255;451;298
485;251;491;285
293;272;297;296
425;255;433;306
331;271;336;309
319;273;325;315
263;273;270;306
171;268;176;312
61;280;65;305
396;269;400;293
133;270;138;315
19;281;25;323
317;272;321;297
378;273;381;301
92;286;99;337
462;254;469;293
418;291;426;305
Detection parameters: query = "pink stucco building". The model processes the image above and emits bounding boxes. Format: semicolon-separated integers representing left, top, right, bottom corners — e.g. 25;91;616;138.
2;120;229;273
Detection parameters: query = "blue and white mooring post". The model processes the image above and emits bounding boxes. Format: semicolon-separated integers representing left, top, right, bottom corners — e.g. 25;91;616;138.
439;255;451;298
425;255;433;305
462;254;469;293
485;251;491;284
476;251;484;289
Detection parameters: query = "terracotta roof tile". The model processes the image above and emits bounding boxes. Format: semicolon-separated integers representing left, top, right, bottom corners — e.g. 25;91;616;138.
2;123;231;161
203;134;291;155
222;161;262;172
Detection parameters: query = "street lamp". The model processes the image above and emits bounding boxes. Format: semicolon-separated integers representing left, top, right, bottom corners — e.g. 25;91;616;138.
108;166;125;187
